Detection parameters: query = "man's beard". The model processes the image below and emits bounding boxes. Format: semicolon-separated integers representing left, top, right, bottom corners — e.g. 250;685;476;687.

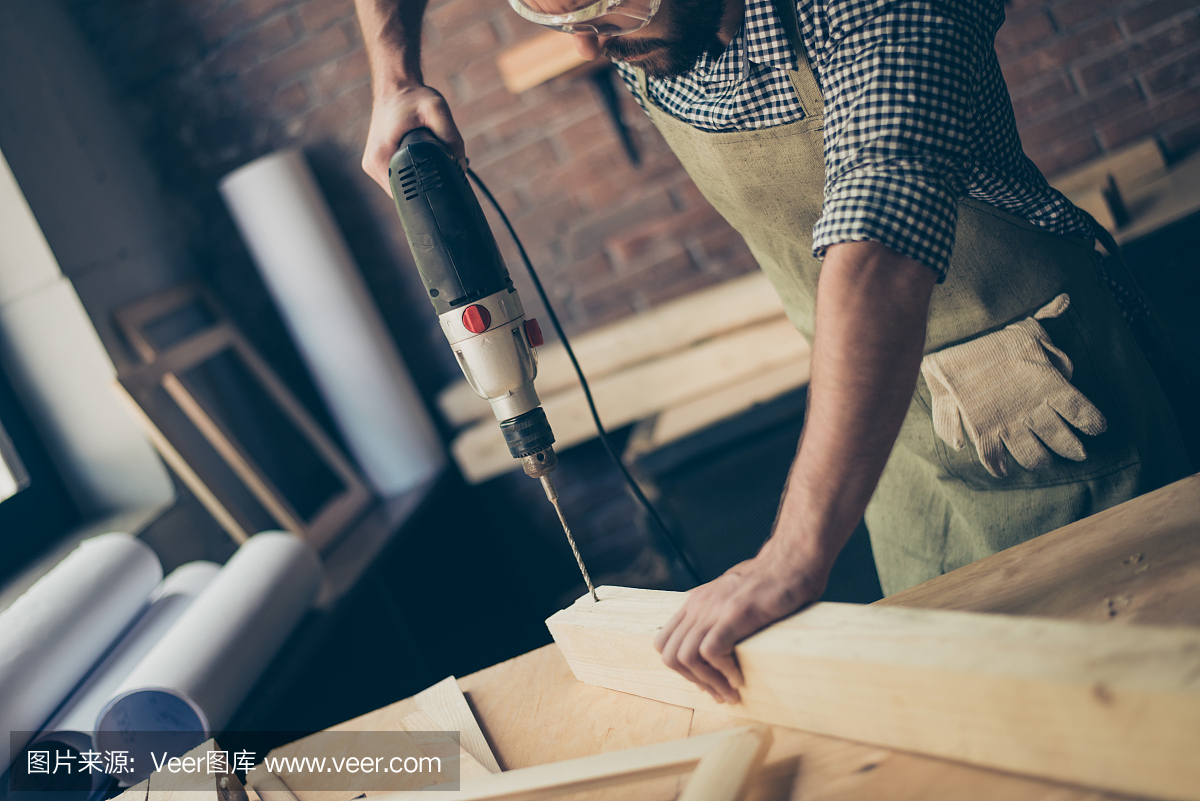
602;0;728;78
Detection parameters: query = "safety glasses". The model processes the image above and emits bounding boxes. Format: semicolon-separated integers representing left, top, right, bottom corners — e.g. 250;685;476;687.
507;0;661;36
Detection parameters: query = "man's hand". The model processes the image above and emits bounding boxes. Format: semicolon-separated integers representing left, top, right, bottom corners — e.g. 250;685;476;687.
653;241;936;704
353;0;465;195
652;538;831;704
362;83;465;195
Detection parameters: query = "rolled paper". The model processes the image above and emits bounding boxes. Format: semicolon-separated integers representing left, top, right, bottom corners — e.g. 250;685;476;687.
219;150;445;495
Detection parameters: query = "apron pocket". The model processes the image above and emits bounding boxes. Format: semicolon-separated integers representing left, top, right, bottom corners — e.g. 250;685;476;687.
922;302;1140;491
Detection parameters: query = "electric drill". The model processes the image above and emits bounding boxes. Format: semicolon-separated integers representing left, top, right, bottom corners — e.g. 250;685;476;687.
389;128;597;600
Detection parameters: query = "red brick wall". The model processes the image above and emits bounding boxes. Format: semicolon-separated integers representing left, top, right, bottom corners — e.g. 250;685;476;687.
999;0;1200;176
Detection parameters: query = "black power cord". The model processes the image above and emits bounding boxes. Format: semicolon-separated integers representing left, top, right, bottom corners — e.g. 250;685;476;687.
467;168;701;588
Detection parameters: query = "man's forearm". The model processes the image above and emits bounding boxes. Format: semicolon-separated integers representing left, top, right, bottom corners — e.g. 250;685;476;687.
355;0;466;184
354;0;428;88
769;241;936;574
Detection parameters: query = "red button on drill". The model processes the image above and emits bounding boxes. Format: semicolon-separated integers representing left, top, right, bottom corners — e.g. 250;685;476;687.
525;318;544;347
462;305;491;334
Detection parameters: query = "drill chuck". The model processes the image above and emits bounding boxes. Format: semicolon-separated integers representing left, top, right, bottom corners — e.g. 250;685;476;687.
501;408;558;478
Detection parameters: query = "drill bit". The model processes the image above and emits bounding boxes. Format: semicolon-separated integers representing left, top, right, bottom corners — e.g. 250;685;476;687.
540;474;598;603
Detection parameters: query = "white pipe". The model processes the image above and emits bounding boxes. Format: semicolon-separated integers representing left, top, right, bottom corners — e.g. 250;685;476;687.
219;150;445;495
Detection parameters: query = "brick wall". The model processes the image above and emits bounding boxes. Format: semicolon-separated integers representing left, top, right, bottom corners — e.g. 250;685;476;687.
999;0;1200;176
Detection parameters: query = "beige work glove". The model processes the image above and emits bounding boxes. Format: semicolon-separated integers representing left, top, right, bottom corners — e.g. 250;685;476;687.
920;294;1107;478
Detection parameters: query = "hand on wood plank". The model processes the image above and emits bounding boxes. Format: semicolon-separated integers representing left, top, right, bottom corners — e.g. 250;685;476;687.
652;546;829;704
549;586;1200;801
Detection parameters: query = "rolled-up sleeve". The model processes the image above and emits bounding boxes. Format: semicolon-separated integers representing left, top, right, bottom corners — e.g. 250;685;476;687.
811;9;990;279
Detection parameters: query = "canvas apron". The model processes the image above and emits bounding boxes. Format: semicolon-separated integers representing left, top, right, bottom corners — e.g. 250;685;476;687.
632;0;1191;594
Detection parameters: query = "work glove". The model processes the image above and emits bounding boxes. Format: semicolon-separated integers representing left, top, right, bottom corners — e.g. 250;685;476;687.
920;294;1108;478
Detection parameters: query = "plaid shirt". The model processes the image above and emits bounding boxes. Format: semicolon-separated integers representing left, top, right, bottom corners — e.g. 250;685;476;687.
615;0;1093;278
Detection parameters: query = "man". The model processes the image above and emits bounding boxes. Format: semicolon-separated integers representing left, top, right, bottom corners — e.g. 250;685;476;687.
353;0;1190;706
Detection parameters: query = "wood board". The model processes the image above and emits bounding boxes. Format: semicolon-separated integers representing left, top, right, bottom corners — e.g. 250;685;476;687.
642;358;811;451
1050;139;1165;199
436;272;788;428
547;585;1200;801
452;316;810;483
146;740;247;801
413;676;503;774
878;473;1200;626
397;710;493;781
372;726;764;801
495;31;592;95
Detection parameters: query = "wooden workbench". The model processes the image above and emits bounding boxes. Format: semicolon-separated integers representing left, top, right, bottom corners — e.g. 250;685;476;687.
336;474;1200;800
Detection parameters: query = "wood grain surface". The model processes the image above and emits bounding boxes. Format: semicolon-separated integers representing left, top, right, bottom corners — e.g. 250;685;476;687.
548;586;1200;800
320;474;1200;801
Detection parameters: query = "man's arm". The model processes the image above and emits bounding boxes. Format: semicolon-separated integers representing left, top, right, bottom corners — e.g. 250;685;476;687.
653;240;936;704
354;0;466;193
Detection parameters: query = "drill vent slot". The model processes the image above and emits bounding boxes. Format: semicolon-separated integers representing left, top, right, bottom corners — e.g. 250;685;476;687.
396;164;420;201
397;156;448;201
415;157;445;193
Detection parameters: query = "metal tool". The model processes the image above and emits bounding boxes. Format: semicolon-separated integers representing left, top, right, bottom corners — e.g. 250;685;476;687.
389;128;597;602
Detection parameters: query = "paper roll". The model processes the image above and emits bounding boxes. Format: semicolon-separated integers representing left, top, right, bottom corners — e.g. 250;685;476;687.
219;150;445;495
95;532;323;782
0;533;162;777
31;560;220;790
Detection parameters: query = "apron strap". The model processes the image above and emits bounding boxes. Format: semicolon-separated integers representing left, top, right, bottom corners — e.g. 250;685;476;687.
769;0;824;120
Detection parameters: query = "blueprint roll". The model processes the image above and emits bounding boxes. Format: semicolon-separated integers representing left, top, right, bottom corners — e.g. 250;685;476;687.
219;149;445;495
0;532;162;777
95;532;323;783
30;560;220;789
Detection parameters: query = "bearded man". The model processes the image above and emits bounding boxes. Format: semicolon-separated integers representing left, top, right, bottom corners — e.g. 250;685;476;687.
352;0;1192;705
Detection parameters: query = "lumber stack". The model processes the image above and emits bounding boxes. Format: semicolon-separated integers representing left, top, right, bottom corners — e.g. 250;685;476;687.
547;585;1200;801
438;273;812;483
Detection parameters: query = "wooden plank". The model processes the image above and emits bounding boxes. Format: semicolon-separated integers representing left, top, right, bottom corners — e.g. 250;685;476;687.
644;357;810;451
245;766;301;801
147;740;247;801
547;586;1200;801
436;272;787;428
375;728;754;800
415;676;503;774
113;779;150;801
1050;138;1165;198
398;710;494;781
878;473;1200;626
676;725;771;801
495;31;591;95
326;646;692;801
1115;147;1200;243
452;316;810;483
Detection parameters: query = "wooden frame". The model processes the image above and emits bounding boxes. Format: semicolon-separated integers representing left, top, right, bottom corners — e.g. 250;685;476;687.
548;586;1200;801
116;287;372;552
115;283;222;363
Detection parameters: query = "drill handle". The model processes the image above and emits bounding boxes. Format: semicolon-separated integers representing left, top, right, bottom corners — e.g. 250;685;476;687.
389;127;512;315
